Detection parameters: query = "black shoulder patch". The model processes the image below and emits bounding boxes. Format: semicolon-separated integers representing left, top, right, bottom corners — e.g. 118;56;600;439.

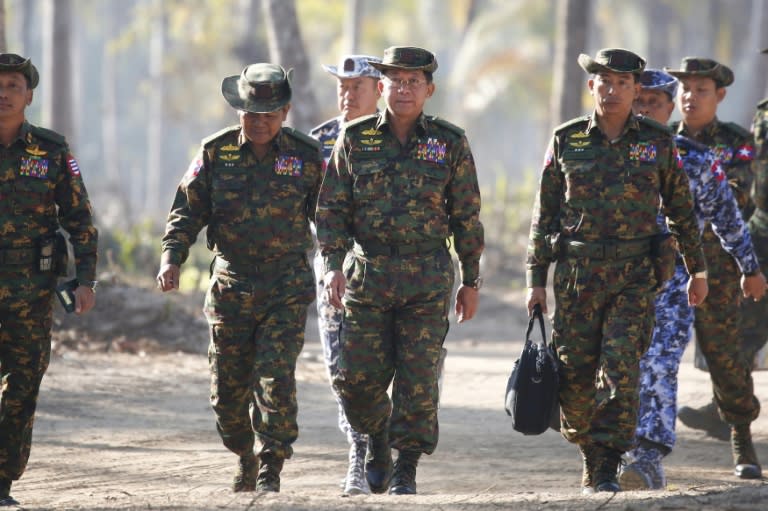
29;125;66;145
553;115;590;135
720;121;752;138
429;116;465;136
201;125;240;147
283;127;322;151
638;115;672;134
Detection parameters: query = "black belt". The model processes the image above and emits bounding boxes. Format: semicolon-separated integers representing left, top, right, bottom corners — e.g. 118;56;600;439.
0;247;36;265
563;238;651;260
354;239;446;257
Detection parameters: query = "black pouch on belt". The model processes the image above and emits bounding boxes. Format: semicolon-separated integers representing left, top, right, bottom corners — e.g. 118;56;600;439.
36;236;55;273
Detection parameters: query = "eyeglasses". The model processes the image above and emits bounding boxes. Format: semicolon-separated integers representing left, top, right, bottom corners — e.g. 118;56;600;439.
382;76;427;90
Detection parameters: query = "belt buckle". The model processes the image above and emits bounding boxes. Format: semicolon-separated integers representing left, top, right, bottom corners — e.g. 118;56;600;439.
390;246;400;256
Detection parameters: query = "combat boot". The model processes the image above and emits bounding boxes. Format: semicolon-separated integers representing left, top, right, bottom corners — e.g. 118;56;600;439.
365;430;393;494
731;423;762;479
619;441;667;490
232;452;258;492
255;453;284;492
677;399;730;441
389;450;420;495
579;444;597;495
343;440;370;495
0;479;19;507
593;445;622;493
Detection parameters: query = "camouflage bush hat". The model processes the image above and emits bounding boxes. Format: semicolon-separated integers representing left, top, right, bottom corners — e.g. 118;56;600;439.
664;57;734;87
763;48;768;54
322;54;382;79
0;53;39;89
639;69;678;99
368;46;438;73
221;63;292;113
578;48;646;75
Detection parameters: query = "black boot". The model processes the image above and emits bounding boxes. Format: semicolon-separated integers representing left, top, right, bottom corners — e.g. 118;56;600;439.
256;453;284;492
365;430;393;494
389;450;420;495
579;444;597;495
677;399;730;441
0;479;19;507
593;445;622;493
732;424;762;479
232;453;258;492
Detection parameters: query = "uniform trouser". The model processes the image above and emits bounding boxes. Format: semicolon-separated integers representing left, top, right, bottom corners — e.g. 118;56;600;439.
0;271;55;480
693;229;760;425
333;249;453;455
204;259;314;460
553;255;656;453
635;262;692;452
741;215;768;363
312;253;366;446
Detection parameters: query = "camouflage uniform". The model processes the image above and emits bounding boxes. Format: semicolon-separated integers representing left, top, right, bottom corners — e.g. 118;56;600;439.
316;111;483;455
741;98;768;363
161;125;322;461
527;112;705;454
0;122;98;482
636;135;759;452
670;118;760;426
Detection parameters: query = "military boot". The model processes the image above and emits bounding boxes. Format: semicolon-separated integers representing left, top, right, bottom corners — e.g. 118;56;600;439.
365;430;393;494
0;479;20;507
343;440;370;495
389;450;420;495
732;423;762;479
579;444;597;495
593;445;622;493
677;399;730;441
256;453;284;492
619;441;667;490
232;453;258;492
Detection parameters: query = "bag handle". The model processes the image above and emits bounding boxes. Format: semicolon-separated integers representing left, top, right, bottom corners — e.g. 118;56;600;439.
526;304;547;347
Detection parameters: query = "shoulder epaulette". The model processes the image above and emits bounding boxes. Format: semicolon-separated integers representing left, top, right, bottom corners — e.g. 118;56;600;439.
429;116;465;136
720;121;752;139
553;115;590;135
28;125;66;145
344;113;378;131
283;127;321;151
201;125;240;147
757;98;768;109
638;115;672;134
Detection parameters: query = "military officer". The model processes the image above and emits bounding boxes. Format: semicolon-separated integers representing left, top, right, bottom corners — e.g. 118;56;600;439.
316;46;484;495
309;53;381;496
620;69;765;490
0;53;98;508
666;57;764;479
526;48;707;494
157;63;323;493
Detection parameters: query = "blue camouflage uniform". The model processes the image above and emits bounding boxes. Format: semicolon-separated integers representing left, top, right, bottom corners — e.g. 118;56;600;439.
636;135;759;451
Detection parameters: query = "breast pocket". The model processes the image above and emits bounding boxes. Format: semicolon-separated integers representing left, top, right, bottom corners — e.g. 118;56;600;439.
414;164;449;208
212;172;250;213
15;177;54;214
352;160;388;203
624;163;660;199
561;159;595;204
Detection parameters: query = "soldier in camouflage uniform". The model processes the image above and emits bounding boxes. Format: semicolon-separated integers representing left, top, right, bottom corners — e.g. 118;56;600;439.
740;47;768;387
157;63;323;493
309;54;381;496
0;53;98;508
665;58;764;479
619;69;766;491
316;46;483;496
526;49;707;495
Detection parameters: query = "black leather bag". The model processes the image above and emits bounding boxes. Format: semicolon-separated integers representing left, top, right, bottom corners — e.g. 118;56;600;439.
504;304;560;435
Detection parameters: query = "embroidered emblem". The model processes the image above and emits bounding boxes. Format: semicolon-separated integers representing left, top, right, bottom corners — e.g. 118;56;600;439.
542;149;554;168
25;144;48;157
323;138;336;147
628;143;657;162
359;146;381;152
219;153;240;161
220;143;239;152
274;155;303;176
711;144;734;164
711;160;726;182
361;128;382;136
67;155;81;176
416;137;447;164
185;158;203;180
20;156;49;178
569;131;590;139
735;144;754;161
568;140;590;148
673;147;683;169
360;138;383;146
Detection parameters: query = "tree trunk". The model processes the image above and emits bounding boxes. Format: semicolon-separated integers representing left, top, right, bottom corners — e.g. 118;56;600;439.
0;0;6;52
145;0;165;215
41;0;76;145
733;0;768;126
261;0;318;132
550;0;591;129
645;0;673;68
345;0;361;54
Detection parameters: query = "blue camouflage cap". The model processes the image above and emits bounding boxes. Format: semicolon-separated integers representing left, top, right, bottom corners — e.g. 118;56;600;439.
639;69;678;99
322;54;382;79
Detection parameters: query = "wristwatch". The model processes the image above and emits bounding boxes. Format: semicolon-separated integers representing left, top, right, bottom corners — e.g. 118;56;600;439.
693;271;707;279
79;280;98;291
463;277;483;290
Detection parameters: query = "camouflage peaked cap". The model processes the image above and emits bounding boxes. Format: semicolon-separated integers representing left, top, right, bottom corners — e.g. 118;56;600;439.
578;48;646;75
221;63;293;113
322;54;382;79
639;69;678;99
0;53;39;89
762;48;768;54
369;46;438;73
665;57;734;87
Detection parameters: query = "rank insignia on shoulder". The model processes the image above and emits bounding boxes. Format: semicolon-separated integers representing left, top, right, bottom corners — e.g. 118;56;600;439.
20;156;50;178
274;155;303;176
415;137;447;164
220;143;240;152
629;142;657;162
25;144;48;157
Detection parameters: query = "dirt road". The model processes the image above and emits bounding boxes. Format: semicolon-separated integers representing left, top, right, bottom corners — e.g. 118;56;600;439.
10;287;768;510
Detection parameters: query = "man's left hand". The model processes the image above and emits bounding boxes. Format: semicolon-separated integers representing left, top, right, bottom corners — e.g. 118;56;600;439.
74;285;96;314
455;285;479;323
